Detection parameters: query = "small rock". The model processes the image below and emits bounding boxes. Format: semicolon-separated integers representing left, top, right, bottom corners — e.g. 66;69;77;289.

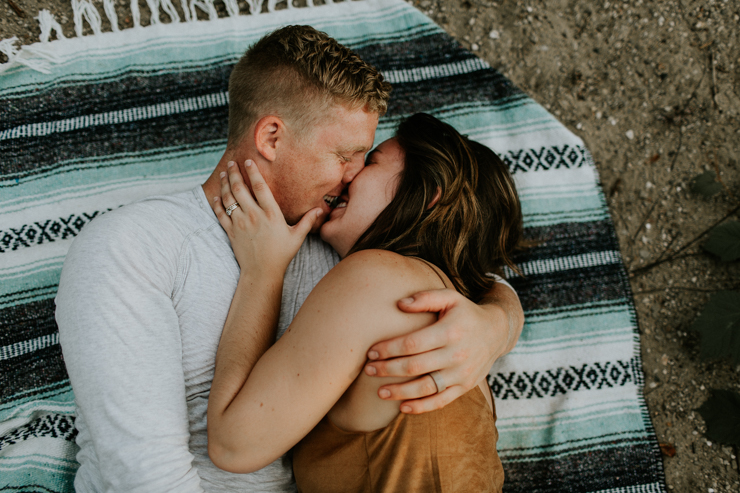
610;117;617;125
640;248;651;258
471;43;479;51
420;0;431;7
626;129;635;140
595;111;602;119
489;30;500;40
661;354;669;365
576;123;582;129
659;443;676;457
468;17;475;26
527;6;533;12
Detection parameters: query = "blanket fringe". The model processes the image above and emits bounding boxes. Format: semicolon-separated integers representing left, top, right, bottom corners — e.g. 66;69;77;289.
0;0;344;73
37;10;67;43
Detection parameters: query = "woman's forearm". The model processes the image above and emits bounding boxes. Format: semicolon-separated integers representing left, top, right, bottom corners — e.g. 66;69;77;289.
207;270;284;463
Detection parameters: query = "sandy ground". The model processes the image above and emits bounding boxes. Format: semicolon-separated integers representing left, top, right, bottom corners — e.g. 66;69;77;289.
2;0;739;491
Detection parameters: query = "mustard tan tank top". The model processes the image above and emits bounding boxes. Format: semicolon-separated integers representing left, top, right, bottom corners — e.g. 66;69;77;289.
292;386;504;492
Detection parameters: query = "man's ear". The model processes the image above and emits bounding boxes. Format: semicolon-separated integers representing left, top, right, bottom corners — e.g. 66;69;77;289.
253;116;283;162
427;187;442;209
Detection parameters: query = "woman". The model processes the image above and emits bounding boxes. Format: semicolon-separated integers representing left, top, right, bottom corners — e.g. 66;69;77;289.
207;113;522;492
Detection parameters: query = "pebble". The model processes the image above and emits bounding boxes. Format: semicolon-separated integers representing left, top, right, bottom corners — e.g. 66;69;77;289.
489;30;500;39
471;43;479;51
469;18;476;26
626;129;635;140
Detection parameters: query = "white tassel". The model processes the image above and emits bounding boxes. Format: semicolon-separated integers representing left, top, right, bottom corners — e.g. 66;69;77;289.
223;0;239;17
305;0;314;7
145;0;181;24
266;0;277;13
285;0;294;9
190;0;218;21
36;10;66;42
0;37;20;62
131;0;141;28
244;0;260;15
0;37;52;74
71;0;103;37
103;0;120;32
180;0;192;21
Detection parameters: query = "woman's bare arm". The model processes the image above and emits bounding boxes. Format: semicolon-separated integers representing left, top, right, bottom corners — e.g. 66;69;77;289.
207;250;439;474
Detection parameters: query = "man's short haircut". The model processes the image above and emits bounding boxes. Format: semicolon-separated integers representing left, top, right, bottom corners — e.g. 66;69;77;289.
227;25;392;146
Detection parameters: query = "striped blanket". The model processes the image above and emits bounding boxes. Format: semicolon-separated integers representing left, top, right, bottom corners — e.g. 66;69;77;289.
0;0;666;491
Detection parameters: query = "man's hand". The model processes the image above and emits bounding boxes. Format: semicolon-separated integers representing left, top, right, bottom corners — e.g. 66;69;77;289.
363;283;523;414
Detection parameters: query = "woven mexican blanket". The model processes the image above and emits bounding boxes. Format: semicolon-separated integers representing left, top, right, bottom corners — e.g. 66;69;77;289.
0;0;666;491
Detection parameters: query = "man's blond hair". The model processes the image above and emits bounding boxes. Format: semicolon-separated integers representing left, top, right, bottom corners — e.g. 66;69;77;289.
227;25;392;146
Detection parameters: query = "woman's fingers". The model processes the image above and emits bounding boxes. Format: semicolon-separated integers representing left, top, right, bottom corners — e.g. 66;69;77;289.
292;207;323;238
220;166;242;215
240;159;280;214
224;161;257;211
211;196;232;235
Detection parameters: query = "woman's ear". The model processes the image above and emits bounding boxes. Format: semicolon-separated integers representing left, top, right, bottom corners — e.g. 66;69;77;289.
427;187;442;209
253;116;283;162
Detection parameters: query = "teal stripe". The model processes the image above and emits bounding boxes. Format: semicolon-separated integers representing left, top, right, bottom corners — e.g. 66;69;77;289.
0;385;74;421
0;144;218;211
517;304;634;343
500;435;655;462
496;399;645;452
0;461;78;493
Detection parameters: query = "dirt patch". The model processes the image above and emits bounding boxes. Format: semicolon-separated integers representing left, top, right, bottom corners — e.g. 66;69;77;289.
2;0;739;490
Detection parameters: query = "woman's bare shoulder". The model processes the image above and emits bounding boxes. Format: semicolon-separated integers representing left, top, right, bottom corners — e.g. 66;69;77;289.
314;249;447;302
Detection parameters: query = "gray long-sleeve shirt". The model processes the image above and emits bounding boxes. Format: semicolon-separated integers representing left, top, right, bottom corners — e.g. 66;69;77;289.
55;186;339;492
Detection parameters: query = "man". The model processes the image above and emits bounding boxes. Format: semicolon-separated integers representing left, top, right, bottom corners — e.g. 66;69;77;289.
55;25;523;492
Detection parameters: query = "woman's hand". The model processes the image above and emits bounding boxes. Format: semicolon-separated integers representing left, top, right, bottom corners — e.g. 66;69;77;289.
212;160;322;277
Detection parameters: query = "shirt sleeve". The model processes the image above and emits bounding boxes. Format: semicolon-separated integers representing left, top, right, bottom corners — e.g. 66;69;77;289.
55;209;204;492
491;273;517;296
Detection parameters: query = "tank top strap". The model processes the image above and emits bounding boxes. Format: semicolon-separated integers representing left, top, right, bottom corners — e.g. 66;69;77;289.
406;256;453;290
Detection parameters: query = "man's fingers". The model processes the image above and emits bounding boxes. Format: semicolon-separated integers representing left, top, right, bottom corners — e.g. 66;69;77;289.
397;289;461;314
398;386;466;415
364;348;446;378
367;324;447;362
376;374;438;401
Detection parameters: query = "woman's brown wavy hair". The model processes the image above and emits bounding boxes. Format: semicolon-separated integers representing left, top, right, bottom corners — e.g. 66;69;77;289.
348;113;522;302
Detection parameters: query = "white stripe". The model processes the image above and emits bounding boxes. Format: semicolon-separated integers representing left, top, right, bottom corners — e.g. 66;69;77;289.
383;57;489;84
0;333;59;361
0;91;229;141
504;250;621;278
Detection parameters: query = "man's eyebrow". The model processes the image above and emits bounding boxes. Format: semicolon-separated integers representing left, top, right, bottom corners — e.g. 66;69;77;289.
339;145;370;154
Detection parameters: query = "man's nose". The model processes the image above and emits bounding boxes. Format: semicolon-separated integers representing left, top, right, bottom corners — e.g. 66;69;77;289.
342;156;365;184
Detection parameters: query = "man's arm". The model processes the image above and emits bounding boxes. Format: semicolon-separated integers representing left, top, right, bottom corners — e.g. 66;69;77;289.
363;280;523;414
55;210;203;492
